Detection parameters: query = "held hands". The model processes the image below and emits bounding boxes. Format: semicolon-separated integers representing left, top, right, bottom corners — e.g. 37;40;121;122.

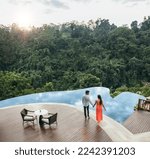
104;107;106;111
103;105;106;111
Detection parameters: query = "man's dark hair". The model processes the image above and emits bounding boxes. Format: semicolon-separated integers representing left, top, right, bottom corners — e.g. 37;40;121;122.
85;90;90;95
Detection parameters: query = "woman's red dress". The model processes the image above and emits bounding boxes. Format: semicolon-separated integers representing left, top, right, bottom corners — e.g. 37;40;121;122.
96;99;102;122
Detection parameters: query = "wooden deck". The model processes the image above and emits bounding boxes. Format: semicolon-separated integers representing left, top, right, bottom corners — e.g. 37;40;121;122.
123;110;150;134
0;104;112;142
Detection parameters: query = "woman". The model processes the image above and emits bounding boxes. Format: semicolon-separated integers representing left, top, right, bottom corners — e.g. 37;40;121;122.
93;95;106;123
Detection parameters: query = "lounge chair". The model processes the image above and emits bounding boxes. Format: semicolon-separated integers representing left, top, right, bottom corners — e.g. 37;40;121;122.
39;113;58;127
20;108;36;125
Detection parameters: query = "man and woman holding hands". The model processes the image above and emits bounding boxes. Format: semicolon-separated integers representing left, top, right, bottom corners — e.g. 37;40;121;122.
82;90;106;123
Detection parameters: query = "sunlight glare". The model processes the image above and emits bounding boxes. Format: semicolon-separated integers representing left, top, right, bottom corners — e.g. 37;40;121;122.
15;11;32;29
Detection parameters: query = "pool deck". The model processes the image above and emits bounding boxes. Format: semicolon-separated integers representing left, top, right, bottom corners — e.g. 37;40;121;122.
123;110;150;141
0;104;112;142
0;103;150;142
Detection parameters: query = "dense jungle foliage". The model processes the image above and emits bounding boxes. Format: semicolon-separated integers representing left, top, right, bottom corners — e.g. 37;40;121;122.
0;17;150;100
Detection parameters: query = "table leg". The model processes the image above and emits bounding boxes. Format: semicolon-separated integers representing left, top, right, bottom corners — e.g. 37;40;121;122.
36;115;40;126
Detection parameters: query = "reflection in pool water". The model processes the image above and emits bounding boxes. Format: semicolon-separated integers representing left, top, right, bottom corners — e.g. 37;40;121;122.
0;87;145;123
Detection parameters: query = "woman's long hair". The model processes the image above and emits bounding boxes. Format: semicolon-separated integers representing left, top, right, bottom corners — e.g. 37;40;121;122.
97;95;103;105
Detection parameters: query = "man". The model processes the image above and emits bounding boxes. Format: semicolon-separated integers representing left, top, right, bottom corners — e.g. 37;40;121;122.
82;90;93;119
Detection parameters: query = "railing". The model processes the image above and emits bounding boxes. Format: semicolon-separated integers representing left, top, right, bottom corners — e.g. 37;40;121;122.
137;99;150;111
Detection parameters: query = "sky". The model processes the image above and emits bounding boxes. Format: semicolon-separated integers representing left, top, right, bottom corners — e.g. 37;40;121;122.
0;0;150;28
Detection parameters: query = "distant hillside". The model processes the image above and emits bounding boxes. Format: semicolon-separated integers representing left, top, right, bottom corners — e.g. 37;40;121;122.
0;17;150;100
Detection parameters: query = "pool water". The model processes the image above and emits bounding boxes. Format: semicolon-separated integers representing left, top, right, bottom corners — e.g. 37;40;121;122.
0;87;145;123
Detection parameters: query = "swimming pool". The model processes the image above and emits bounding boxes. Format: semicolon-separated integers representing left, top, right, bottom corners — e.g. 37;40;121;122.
0;87;145;123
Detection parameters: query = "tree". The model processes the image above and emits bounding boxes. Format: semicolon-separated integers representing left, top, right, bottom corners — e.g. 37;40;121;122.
131;21;139;32
0;17;149;99
76;73;101;88
0;71;32;100
44;82;54;91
